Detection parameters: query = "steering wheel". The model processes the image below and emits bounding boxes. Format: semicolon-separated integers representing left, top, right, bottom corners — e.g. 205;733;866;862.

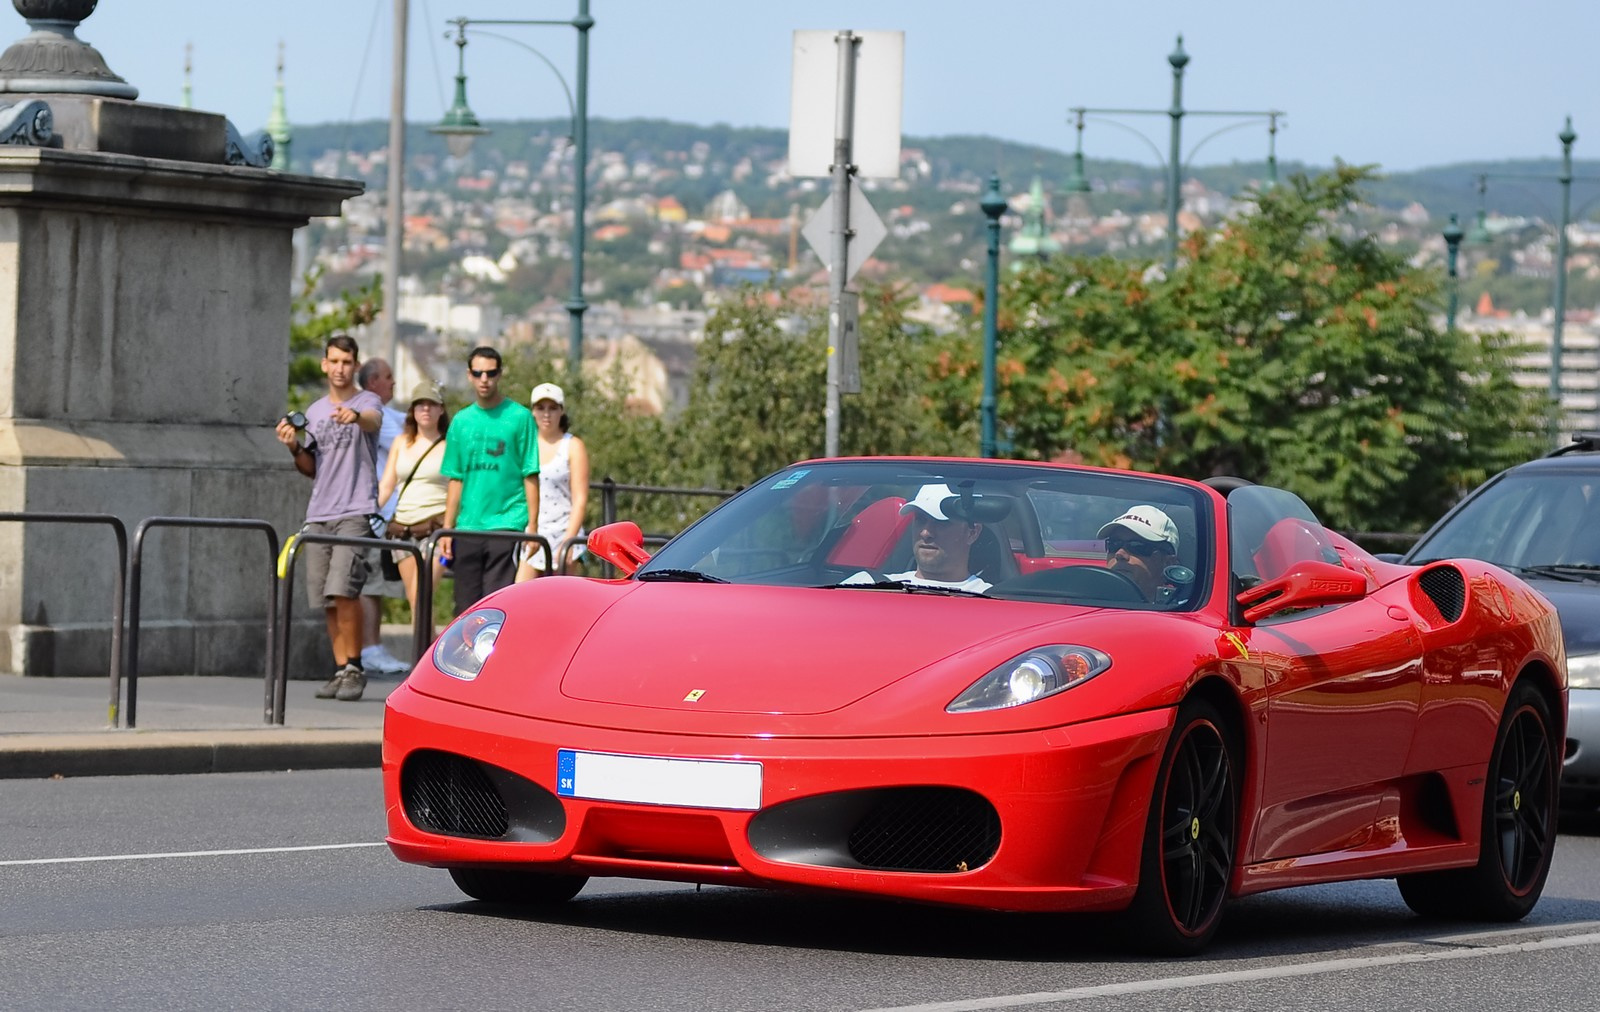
996;565;1147;604
1070;565;1147;602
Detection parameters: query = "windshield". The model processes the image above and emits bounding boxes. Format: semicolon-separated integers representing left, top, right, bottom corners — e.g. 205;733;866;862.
1410;468;1600;572
637;460;1214;610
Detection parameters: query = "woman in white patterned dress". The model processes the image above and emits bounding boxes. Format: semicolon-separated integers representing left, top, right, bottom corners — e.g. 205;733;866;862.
516;382;589;580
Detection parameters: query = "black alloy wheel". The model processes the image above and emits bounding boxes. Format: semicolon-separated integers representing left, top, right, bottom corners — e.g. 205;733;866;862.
1398;682;1557;920
1119;698;1239;955
1491;694;1557;896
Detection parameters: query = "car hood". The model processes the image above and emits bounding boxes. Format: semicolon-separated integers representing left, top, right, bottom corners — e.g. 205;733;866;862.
1522;579;1600;657
557;583;1069;715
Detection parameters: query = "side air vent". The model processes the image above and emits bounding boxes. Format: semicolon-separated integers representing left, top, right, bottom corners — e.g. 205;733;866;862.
1417;565;1466;623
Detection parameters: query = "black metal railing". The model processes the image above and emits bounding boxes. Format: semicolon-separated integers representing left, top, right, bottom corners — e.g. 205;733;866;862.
126;517;280;729
1344;531;1423;555
0;511;127;727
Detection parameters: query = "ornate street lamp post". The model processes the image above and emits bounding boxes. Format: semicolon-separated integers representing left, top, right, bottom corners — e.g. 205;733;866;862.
1067;37;1283;271
1465;119;1596;444
979;175;1007;459
1442;213;1463;331
1553;117;1576;430
432;4;593;379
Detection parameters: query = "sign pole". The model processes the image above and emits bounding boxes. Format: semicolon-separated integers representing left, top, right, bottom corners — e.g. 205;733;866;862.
825;30;859;459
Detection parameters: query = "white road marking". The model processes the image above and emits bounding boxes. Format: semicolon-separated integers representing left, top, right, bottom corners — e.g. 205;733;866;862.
859;929;1600;1011
0;842;386;867
1385;919;1600;948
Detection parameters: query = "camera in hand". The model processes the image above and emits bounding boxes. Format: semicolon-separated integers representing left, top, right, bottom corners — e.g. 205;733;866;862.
282;410;316;454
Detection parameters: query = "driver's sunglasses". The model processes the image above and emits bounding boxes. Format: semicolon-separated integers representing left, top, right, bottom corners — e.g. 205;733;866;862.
468;367;501;378
1105;537;1158;558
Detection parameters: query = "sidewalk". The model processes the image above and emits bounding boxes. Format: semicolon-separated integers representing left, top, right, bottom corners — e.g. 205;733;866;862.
0;668;401;780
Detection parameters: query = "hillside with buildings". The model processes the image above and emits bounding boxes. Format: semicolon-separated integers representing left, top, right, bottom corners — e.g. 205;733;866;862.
290;118;1600;424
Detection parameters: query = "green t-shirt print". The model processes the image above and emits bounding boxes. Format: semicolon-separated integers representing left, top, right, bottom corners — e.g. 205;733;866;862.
441;399;541;531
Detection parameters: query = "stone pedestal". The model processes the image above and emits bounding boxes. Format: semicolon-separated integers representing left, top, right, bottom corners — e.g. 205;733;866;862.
0;140;362;676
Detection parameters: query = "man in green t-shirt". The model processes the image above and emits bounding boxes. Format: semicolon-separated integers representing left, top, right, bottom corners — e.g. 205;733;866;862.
438;346;540;613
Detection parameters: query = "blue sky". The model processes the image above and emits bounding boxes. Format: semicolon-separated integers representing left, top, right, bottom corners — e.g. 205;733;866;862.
75;0;1600;172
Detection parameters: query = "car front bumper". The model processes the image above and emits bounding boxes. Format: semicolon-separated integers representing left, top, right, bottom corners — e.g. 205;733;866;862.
1563;685;1600;802
382;681;1174;913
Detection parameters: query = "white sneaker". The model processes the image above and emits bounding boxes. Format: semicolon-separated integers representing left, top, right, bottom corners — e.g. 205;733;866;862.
360;645;411;676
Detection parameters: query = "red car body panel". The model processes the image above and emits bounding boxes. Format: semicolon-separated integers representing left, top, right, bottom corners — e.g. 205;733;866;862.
383;458;1566;915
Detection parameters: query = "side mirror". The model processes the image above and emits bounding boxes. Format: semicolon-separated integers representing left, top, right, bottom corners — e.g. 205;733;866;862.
1236;560;1368;623
588;521;652;576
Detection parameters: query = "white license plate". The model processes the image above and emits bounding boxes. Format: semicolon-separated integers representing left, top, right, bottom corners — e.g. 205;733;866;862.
556;749;763;811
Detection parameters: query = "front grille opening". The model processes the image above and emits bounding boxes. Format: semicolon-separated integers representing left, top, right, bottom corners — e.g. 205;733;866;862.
402;750;510;839
1418;565;1466;623
846;787;1000;873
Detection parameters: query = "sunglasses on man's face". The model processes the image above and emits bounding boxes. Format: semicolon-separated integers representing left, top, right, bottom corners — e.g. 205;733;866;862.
469;367;501;379
1105;537;1159;558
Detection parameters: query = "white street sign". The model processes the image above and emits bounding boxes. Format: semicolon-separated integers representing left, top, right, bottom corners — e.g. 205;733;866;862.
801;187;887;283
788;30;904;179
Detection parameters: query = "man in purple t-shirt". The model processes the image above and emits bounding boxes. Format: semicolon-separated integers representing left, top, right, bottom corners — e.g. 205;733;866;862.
274;334;383;702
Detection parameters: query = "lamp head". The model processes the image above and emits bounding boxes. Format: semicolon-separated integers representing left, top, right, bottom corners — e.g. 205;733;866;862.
1441;213;1464;249
979;175;1008;221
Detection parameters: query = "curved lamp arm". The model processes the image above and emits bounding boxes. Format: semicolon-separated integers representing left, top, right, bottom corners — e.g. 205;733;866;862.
463;27;578;130
1181;117;1279;174
1081;115;1169;170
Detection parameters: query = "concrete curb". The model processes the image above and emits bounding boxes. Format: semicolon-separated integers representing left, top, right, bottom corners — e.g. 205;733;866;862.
0;728;382;779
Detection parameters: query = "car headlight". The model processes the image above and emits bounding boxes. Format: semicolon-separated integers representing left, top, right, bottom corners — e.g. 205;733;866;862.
1569;653;1600;690
432;608;505;681
947;646;1111;713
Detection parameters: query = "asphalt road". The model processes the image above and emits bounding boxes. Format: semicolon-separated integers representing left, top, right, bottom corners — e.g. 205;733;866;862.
5;770;1600;1011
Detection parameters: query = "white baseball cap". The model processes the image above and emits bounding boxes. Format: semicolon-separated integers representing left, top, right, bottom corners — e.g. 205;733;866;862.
529;382;565;407
899;483;959;522
1098;505;1179;551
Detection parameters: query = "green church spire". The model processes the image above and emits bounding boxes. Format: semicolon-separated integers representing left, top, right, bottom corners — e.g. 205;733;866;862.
267;41;291;171
1008;175;1061;261
180;42;192;109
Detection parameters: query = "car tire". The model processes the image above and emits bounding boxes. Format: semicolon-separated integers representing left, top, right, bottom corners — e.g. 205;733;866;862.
1117;697;1239;955
1398;682;1558;921
448;867;589;906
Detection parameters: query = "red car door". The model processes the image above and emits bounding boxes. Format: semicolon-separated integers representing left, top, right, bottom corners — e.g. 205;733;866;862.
1222;497;1425;864
1247;600;1423;862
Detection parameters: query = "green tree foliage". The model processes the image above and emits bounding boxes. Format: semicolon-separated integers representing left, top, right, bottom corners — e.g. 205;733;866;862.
287;266;382;408
674;285;960;491
933;166;1549;531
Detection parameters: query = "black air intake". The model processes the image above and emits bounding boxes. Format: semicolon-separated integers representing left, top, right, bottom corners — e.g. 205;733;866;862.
402;750;510;839
846;787;1001;873
1418;565;1466;623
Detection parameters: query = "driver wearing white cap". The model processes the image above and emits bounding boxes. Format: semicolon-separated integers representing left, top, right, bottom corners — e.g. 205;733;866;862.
844;483;992;593
1098;504;1180;603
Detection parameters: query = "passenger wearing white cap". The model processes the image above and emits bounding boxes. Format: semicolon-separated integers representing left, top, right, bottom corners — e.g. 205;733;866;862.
515;382;590;580
1097;505;1180;602
843;482;992;593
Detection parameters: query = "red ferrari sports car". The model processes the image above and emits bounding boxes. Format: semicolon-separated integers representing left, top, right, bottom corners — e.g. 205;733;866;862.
383;458;1566;953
